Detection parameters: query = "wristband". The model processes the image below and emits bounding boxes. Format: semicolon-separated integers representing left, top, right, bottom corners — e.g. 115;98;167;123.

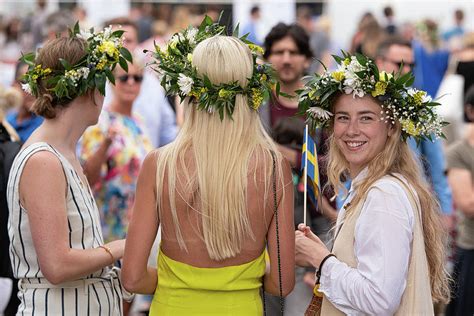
316;253;336;280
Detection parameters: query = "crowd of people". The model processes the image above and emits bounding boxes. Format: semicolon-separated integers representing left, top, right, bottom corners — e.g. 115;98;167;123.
0;2;473;316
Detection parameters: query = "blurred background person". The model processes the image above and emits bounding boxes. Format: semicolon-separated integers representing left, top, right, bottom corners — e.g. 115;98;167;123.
104;17;177;149
350;12;387;59
445;85;474;316
6;61;43;142
375;35;453;224
413;19;450;99
382;5;397;35
242;5;262;45
442;9;465;52
80;57;152;315
0;84;21;316
261;22;337;316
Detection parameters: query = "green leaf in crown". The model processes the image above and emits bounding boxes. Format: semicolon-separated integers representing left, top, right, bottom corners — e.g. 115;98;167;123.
20;21;132;102
146;13;283;119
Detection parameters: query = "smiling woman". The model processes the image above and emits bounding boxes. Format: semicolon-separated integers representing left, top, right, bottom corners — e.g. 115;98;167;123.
333;94;394;177
295;52;450;315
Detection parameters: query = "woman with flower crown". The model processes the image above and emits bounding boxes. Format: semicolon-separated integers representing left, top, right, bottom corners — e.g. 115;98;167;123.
122;17;295;315
7;24;133;315
294;52;450;315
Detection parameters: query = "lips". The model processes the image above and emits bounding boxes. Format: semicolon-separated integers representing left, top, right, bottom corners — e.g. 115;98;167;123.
345;141;367;150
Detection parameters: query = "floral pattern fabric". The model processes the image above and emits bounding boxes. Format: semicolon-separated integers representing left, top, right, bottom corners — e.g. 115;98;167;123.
80;110;153;242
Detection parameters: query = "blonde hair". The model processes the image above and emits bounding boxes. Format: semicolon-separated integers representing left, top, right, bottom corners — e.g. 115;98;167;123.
327;96;450;303
155;35;284;261
0;84;21;141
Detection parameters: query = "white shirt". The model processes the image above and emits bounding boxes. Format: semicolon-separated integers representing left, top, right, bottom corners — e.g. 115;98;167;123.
319;169;415;315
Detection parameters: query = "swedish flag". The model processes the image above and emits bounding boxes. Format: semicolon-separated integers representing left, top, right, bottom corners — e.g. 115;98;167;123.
301;125;320;208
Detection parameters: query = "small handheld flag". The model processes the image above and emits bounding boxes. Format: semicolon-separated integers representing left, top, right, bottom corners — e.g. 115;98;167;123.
301;125;321;225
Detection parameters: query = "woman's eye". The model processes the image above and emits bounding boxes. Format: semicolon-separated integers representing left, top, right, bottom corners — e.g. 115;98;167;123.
360;116;373;121
336;115;349;121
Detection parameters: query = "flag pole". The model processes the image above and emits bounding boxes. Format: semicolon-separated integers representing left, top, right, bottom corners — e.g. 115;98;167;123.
303;125;308;226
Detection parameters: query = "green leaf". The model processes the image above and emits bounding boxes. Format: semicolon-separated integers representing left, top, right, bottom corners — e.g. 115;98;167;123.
118;56;128;72
105;68;115;85
232;23;240;37
198;15;213;32
59;58;72;71
112;30;125;38
120;47;133;63
95;73;106;95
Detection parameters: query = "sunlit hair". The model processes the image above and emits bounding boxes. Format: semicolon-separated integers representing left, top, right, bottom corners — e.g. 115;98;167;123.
155;36;284;260
327;95;450;304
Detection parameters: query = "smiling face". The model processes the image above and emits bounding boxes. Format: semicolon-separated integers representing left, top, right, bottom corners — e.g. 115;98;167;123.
333;94;393;177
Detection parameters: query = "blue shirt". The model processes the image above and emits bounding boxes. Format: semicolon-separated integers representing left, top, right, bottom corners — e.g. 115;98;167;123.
413;41;450;98
6;112;43;142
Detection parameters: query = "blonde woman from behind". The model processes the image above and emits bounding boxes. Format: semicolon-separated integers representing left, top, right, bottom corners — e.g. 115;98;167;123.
122;35;295;315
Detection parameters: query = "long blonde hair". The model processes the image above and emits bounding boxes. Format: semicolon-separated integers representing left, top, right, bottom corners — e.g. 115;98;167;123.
155;36;283;261
327;97;450;304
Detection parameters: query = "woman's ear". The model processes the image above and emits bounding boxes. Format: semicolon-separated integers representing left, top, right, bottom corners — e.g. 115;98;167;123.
387;122;395;137
465;104;474;122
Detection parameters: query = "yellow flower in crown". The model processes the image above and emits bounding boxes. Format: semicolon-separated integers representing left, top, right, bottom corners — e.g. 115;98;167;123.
96;57;107;70
371;81;388;97
251;88;264;109
343;58;351;66
187;53;193;63
218;89;233;99
98;41;118;58
378;71;393;82
401;120;421;136
248;44;264;55
331;71;345;82
413;90;426;106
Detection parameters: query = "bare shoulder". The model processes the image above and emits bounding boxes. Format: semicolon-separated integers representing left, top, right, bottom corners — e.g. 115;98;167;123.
22;150;64;177
141;149;159;172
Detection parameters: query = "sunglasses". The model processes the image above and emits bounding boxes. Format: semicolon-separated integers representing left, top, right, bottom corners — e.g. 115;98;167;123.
383;58;416;71
117;74;143;83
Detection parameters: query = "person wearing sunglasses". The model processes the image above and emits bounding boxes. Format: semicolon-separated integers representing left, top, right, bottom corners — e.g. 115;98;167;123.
375;36;454;225
80;57;153;255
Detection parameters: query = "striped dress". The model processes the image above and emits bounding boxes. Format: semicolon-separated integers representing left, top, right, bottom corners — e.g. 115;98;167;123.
7;142;125;315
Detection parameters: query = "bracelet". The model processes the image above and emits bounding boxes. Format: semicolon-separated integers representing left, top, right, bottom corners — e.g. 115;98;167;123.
99;245;114;264
315;253;336;280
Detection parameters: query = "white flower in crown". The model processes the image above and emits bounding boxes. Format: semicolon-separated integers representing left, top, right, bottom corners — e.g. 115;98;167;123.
77;29;93;41
347;56;365;73
186;28;198;46
103;26;112;39
77;67;90;79
307;106;333;121
21;83;32;94
177;74;193;95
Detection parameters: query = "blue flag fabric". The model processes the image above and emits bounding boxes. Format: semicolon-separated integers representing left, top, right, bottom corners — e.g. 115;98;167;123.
301;126;320;207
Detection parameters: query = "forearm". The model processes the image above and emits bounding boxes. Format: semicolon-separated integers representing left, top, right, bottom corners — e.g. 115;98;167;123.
41;247;115;285
83;141;109;185
263;272;293;297
123;266;157;295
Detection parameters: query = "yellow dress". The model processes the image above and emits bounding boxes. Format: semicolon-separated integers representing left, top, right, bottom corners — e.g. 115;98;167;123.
149;249;266;315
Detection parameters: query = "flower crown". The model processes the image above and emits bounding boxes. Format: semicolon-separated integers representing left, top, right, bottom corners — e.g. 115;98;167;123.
297;51;448;142
147;15;280;120
20;22;132;100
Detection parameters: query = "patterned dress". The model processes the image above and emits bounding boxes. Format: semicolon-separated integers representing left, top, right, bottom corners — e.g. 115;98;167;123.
80;110;153;242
